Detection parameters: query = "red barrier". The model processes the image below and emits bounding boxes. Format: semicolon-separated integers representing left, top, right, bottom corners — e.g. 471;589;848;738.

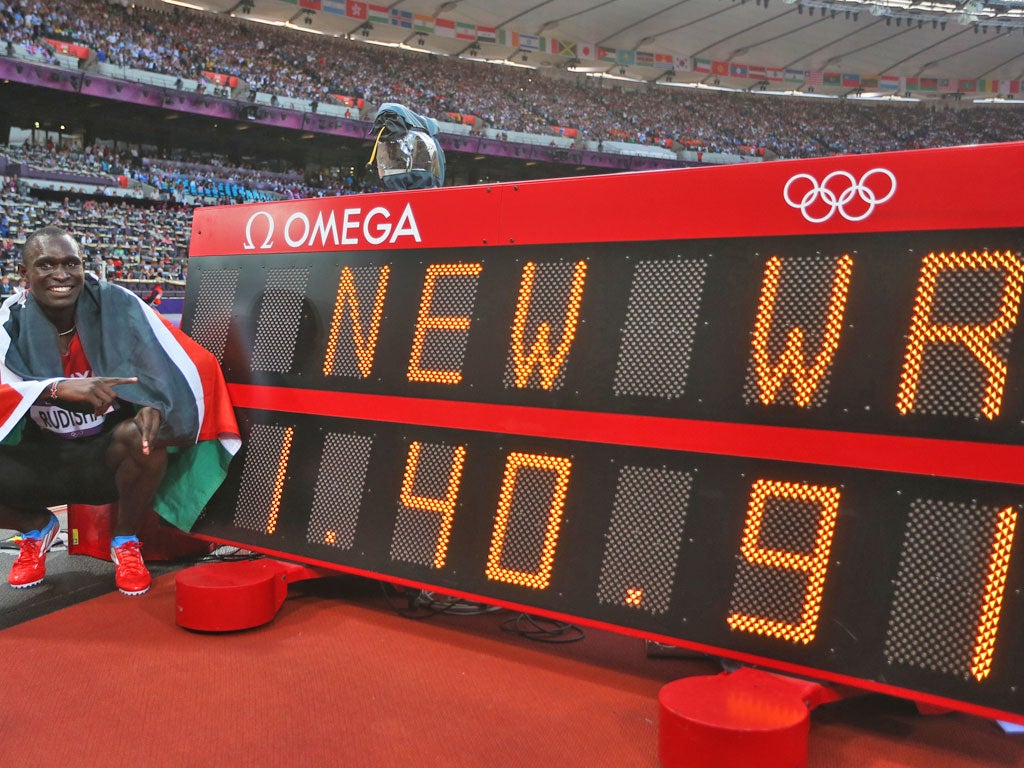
201;70;239;88
43;38;90;59
331;94;365;109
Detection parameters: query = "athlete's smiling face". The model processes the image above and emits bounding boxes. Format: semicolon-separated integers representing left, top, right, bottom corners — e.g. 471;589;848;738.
19;232;85;316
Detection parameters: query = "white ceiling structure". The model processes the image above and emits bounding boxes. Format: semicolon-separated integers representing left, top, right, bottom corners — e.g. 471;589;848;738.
162;0;1024;100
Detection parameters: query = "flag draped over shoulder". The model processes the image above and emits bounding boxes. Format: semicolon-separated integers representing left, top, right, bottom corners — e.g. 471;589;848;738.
0;276;241;531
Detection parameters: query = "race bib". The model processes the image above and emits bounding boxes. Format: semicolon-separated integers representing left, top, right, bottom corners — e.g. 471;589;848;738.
29;402;115;439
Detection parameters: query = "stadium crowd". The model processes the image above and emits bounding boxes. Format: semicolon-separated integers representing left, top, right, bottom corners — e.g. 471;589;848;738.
0;178;191;286
1;0;1022;288
0;137;381;290
1;0;1021;158
1;138;377;201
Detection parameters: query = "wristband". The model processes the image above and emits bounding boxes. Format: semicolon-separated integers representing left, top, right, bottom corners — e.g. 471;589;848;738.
48;379;61;402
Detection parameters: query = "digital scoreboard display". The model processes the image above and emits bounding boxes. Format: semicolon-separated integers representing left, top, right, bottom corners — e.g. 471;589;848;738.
184;142;1024;724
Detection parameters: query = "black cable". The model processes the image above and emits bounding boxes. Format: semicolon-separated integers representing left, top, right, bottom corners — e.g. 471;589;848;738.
499;613;585;644
196;546;264;563
414;590;502;616
380;582;447;620
380;584;503;620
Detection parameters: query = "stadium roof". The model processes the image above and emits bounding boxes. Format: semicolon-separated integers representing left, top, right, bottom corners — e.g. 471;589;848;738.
163;0;1024;101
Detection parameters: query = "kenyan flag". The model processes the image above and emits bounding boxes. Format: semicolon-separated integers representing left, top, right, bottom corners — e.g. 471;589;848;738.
0;277;240;530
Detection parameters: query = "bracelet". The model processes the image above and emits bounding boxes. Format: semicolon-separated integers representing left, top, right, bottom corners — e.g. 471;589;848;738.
48;379;61;402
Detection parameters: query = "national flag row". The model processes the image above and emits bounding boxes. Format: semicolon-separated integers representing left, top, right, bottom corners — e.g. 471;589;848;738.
692;58;1023;93
297;1;1023;92
316;0;686;67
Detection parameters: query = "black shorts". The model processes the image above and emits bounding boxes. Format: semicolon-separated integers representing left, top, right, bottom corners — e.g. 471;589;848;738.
0;408;131;509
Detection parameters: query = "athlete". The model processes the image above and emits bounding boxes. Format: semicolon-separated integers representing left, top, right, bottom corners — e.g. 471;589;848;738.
0;226;239;595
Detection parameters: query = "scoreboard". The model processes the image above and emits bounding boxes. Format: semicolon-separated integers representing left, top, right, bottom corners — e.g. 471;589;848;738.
184;141;1024;724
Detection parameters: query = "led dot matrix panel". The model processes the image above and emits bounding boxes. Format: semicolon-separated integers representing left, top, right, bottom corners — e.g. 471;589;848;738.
185;142;1024;725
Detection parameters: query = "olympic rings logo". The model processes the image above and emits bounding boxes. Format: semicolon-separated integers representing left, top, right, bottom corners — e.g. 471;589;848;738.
783;168;897;223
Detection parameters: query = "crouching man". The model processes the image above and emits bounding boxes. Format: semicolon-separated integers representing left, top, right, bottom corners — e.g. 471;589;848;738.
0;226;239;595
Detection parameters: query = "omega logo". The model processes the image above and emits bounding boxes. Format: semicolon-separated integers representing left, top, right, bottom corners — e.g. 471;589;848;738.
243;204;422;250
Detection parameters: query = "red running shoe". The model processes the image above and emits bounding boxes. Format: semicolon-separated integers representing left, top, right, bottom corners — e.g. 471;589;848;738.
9;513;61;588
111;538;151;596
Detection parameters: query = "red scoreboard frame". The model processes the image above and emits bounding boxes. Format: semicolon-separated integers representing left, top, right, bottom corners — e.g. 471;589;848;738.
185;141;1024;724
